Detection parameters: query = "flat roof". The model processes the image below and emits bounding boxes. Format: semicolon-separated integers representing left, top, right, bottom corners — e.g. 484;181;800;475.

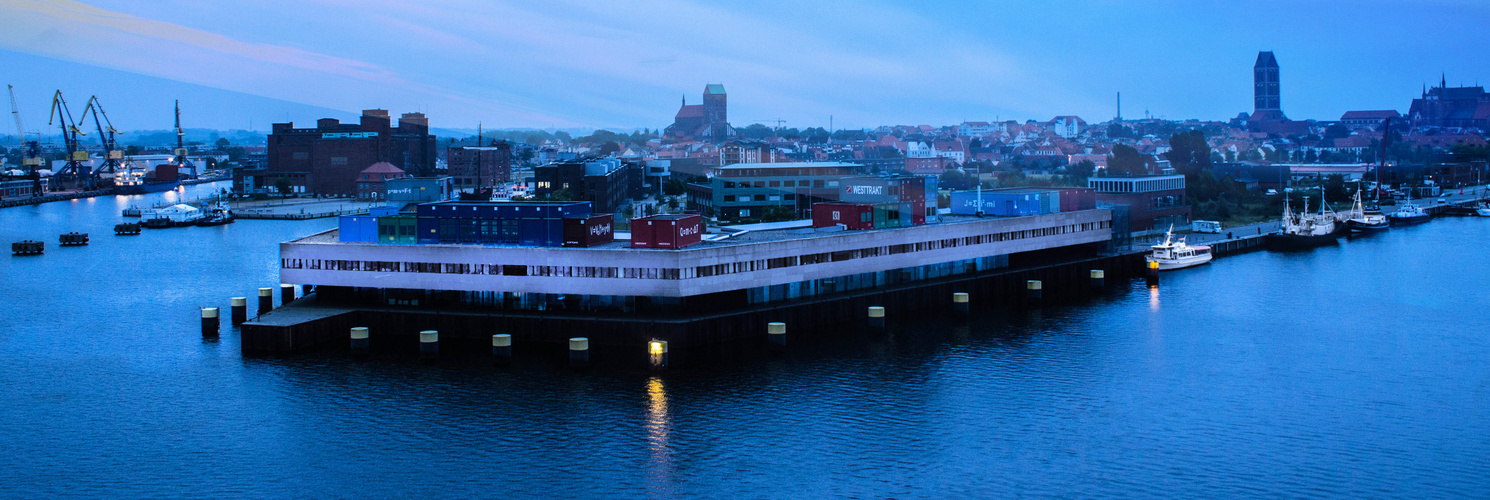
716;161;861;170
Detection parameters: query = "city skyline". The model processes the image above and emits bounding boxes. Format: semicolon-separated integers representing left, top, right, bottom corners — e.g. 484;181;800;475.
1;0;1488;131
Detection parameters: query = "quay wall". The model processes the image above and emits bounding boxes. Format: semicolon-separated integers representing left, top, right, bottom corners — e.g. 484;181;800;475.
242;251;1143;355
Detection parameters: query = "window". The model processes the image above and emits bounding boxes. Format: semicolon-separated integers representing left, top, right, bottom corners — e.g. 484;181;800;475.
739;209;751;217
769;181;781;187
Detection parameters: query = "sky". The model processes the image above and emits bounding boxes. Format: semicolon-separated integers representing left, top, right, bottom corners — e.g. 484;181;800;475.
1;0;1487;133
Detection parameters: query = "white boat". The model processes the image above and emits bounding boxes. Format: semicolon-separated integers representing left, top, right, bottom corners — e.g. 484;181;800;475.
1476;204;1490;217
1146;226;1212;270
139;203;205;228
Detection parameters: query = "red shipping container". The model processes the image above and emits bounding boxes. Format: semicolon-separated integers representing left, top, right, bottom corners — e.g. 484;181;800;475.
812;202;874;230
909;200;926;225
900;177;926;202
630;214;703;249
563;214;615;247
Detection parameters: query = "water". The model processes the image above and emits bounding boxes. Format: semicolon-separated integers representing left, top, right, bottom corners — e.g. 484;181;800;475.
2;184;1487;498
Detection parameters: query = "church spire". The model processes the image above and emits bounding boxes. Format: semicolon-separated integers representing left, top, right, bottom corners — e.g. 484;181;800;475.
1441;72;1447;89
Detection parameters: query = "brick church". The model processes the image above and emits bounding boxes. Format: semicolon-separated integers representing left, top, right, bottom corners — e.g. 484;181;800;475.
664;84;735;142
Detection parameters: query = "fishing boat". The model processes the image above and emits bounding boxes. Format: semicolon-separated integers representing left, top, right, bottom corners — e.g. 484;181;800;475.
1343;186;1389;233
1145;226;1212;270
195;202;236;226
140;203;205;228
1267;196;1341;249
1387;200;1431;226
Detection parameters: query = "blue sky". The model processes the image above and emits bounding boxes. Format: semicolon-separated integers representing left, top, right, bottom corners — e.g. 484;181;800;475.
1;0;1486;132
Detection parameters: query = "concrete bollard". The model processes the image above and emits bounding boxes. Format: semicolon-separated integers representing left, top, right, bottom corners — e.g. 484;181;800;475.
419;330;439;360
201;307;219;337
229;297;247;325
1026;280;1043;303
867;306;886;329
350;327;370;356
767;322;787;350
952;292;969;316
492;334;512;364
1090;269;1106;289
280;284;295;305
648;340;669;370
569;337;590;368
257;287;273;314
1146;260;1160;286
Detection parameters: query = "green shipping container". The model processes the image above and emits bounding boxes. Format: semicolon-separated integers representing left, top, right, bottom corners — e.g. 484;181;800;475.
378;216;418;244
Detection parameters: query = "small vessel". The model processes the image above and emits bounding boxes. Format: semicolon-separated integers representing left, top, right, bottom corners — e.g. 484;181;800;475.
1476;203;1490;217
140;203;205;228
195;202;236;226
1387;200;1431;226
1343;187;1389;233
1267;196;1341;249
1145;225;1212;270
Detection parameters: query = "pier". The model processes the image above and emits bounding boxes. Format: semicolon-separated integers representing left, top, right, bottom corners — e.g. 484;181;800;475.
241;249;1143;357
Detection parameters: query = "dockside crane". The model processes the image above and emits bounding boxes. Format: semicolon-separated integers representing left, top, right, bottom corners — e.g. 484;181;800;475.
7;85;44;196
48;90;94;190
81;96;124;177
172;100;197;178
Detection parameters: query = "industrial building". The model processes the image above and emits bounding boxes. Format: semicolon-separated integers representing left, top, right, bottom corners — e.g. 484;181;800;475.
264;109;436;196
1088;175;1189;233
446;142;513;190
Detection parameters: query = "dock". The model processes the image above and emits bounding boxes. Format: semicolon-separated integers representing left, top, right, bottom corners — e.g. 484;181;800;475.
240;251;1145;356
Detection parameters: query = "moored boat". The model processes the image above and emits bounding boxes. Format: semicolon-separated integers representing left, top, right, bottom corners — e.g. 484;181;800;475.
139;203;205;228
1267;196;1341;250
1387;201;1430;226
1145;226;1212;270
1344;188;1389;233
195;202;236;226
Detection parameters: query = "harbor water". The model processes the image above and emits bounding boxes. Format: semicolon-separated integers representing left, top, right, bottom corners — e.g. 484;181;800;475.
1;182;1487;497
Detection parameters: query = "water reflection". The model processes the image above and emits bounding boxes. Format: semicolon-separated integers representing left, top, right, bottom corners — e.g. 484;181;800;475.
1148;284;1160;310
644;377;672;495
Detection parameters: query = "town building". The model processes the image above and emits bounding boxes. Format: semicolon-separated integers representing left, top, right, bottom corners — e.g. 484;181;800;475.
534;158;631;213
446;142;513;190
1252;51;1285;121
266;109;436;196
1340;110;1401;129
691;161;863;220
355;162;406;201
664;84;734;142
1088;174;1189;234
1407;77;1490;129
720;140;779;165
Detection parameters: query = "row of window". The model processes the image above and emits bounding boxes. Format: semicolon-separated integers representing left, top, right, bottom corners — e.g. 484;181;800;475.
288;220;1108;283
723;179;839;189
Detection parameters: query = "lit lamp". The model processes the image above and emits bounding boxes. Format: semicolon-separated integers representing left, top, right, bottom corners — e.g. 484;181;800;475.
648;340;668;370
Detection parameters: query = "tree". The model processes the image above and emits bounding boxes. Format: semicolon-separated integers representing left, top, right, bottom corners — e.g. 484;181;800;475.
215;137;230;149
1304;149;1318;163
1106;144;1146;176
938;169;970;190
1323;174;1348;203
1068;159;1096;180
275;177;292;197
1164;129;1212;176
1323;123;1350;139
665;196;679;211
762;206;796;222
1107;122;1134;138
125;145;140;156
663;178;686;196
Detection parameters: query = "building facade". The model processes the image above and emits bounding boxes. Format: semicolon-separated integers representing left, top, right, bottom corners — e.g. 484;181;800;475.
696;161;865;220
355;162;406;200
1088;174;1190;233
266;109;436;196
446;142;514;190
534;158;631;213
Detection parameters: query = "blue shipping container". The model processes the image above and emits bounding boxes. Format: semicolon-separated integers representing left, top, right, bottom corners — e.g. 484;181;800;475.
949;191;1049;216
416;217;440;244
519;219;548;246
338;215;379;243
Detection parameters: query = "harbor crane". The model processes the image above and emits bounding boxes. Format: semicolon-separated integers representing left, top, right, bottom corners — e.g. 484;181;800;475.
754;118;787;132
172;100;197;178
81;96;124;176
6;85;45;196
48;90;94;190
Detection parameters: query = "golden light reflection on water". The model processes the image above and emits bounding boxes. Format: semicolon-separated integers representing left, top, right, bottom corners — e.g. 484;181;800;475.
645;376;672;493
1148;285;1160;310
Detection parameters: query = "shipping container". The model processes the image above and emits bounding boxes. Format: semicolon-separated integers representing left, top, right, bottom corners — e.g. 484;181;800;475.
841;175;927;204
630;214;703;249
338;215;378;243
563;214;615;247
416;216;439;244
949;191;1050;216
377;215;418;244
812;202;875;230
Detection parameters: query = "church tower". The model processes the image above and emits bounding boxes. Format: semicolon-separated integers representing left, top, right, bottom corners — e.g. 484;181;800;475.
1253;51;1284;120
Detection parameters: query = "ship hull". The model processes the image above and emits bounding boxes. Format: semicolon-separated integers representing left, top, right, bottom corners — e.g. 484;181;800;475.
1266;232;1339;250
116;181;180;195
1388;214;1431;226
1345;219;1389;233
1146;254;1213;270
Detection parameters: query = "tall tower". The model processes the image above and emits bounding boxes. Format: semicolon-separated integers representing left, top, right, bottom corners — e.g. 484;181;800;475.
1253;51;1283;120
702;83;729;139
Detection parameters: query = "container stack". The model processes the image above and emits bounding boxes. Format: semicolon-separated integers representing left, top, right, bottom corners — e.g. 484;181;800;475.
631;214;703;249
